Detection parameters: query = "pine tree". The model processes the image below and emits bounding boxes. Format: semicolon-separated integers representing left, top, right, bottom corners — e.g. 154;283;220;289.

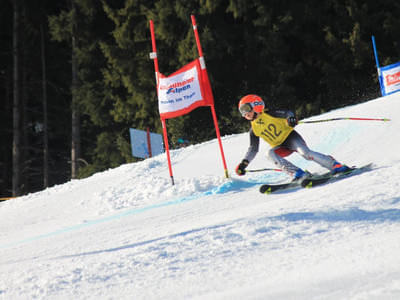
49;0;110;178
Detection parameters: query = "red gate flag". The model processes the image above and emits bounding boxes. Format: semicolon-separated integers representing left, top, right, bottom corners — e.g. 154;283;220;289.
157;58;213;119
150;16;229;185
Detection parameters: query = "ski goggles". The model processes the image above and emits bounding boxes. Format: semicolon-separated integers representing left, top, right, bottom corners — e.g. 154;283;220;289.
239;103;253;116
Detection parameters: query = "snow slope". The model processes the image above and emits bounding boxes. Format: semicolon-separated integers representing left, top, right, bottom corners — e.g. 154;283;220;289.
1;93;400;300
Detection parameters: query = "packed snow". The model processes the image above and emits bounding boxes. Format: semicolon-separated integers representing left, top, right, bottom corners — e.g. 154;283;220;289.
1;93;400;299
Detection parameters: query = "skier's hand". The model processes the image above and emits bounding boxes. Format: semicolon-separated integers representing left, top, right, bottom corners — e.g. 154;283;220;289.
287;116;298;127
235;159;249;176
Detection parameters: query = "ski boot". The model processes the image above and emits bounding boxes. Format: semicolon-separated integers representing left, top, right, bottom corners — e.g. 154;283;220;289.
332;161;351;174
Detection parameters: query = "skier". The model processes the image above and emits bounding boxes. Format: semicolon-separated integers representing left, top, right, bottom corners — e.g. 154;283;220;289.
235;94;350;181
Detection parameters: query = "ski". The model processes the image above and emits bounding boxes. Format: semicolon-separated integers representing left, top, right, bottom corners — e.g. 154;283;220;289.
259;170;334;194
259;182;300;194
301;163;373;188
259;163;373;194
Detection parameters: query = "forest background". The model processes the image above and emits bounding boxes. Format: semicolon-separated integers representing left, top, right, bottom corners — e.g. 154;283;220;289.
1;0;399;197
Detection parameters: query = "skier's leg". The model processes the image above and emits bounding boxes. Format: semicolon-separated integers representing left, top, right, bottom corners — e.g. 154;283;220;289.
284;131;336;170
267;147;300;176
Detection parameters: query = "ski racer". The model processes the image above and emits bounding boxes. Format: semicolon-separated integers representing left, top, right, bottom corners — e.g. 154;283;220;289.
235;94;350;181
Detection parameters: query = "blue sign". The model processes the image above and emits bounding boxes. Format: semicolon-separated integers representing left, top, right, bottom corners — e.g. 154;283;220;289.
129;128;164;159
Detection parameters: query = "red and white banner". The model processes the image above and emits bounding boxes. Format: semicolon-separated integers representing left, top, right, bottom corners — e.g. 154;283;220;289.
381;62;400;95
157;59;213;119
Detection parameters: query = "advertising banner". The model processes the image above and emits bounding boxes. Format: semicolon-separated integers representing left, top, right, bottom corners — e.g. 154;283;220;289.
381;62;400;96
157;59;212;119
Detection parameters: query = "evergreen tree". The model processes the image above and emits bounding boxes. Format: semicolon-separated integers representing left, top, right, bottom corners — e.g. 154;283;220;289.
49;0;112;178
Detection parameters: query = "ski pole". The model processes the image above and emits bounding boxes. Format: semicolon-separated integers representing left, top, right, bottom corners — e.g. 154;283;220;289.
246;168;283;173
298;117;390;124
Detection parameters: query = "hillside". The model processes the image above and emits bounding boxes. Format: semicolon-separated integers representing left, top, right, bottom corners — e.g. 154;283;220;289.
1;93;400;299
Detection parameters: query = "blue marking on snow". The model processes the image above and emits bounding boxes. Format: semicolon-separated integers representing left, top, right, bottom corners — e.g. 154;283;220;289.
312;123;364;154
205;178;264;195
0;195;198;249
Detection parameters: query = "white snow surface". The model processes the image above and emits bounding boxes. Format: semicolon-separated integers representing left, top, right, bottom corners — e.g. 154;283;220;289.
1;94;400;300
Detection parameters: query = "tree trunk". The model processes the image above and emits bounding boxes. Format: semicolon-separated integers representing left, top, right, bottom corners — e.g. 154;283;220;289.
41;24;49;188
21;2;29;194
12;0;21;196
70;1;80;179
1;69;12;196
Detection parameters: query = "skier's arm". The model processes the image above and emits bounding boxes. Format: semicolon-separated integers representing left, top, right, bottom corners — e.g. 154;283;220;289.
269;109;298;127
236;129;259;176
268;109;295;119
243;129;259;163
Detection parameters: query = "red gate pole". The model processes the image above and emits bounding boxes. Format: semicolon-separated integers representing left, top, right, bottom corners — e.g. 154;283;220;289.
149;20;174;185
146;127;152;158
191;15;229;178
161;119;174;185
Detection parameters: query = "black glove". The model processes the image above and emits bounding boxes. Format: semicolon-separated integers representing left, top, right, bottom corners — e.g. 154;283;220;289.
235;159;249;176
287;116;298;127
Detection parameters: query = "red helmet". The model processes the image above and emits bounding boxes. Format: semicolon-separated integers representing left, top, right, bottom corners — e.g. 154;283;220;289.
238;94;265;116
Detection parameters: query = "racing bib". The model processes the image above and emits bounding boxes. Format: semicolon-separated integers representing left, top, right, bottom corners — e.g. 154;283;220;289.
251;112;293;147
